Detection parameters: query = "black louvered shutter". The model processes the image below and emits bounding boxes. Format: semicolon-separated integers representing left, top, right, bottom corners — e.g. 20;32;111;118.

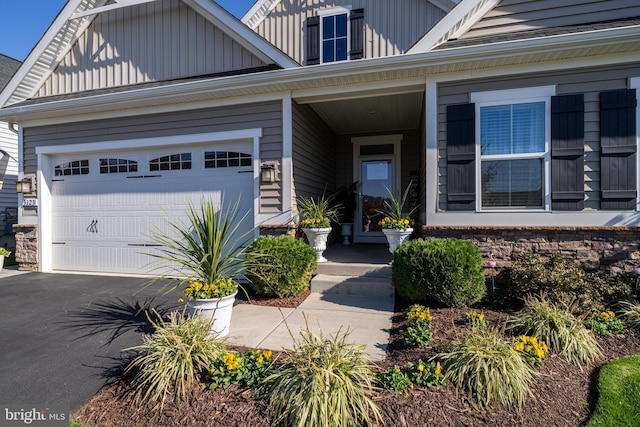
551;94;585;210
350;9;364;60
306;16;320;65
447;103;476;211
600;89;637;210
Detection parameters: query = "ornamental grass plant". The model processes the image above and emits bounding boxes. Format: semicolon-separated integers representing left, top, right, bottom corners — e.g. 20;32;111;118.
619;300;640;330
377;182;418;231
124;310;226;405
507;294;602;367
435;328;536;411
263;326;382;427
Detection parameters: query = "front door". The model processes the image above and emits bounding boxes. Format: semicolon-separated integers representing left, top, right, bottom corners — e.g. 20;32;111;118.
353;136;402;243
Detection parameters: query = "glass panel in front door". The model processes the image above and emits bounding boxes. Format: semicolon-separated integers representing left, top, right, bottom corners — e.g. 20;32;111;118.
360;159;393;234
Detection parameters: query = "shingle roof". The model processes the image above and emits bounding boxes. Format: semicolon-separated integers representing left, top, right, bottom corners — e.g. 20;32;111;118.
0;54;21;91
435;17;640;50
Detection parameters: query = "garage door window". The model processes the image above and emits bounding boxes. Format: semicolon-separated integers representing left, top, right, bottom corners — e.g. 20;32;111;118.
149;153;192;171
55;160;89;176
205;151;252;168
100;158;138;174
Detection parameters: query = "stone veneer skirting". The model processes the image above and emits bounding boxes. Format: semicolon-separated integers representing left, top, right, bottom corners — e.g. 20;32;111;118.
421;226;640;275
13;224;38;271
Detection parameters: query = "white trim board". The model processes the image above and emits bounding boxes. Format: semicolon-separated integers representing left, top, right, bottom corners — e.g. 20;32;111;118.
631;77;640;212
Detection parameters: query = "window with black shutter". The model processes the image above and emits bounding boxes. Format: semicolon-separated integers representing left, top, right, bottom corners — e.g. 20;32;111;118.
600;89;637;210
305;9;364;65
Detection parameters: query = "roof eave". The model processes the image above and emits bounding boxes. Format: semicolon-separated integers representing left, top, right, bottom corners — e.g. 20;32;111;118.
1;25;638;123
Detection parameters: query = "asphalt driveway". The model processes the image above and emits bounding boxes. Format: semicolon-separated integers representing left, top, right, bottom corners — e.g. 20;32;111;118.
0;271;181;413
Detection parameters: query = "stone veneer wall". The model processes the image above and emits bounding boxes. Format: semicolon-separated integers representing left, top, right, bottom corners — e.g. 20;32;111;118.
421;226;640;275
13;224;38;271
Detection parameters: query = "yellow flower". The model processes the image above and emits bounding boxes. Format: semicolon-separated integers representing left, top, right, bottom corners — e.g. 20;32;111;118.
178;298;184;303
257;356;264;364
514;342;525;351
263;350;273;359
435;362;442;375
417;364;424;372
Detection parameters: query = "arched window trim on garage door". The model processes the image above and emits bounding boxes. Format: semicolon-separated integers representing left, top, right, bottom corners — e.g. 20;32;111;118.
54;160;90;176
149;153;192;171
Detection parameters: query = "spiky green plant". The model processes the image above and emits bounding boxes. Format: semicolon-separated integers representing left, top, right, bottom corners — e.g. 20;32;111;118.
435;329;536;411
619;300;640;330
263;327;382;427
507;294;602;367
297;192;342;228
146;195;254;293
124;310;226;405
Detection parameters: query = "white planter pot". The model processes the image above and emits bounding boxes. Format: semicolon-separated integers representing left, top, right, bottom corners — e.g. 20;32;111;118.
187;291;237;338
382;228;413;254
303;227;332;263
0;255;4;273
340;223;353;245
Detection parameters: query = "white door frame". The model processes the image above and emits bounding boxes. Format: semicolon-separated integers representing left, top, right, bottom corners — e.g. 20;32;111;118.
352;134;402;244
36;129;262;273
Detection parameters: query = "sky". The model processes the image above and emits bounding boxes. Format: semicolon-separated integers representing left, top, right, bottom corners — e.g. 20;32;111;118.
0;0;256;61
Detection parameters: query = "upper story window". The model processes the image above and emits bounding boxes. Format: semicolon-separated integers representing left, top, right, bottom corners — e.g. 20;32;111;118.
55;160;89;176
472;87;554;211
149;153;192;171
306;8;364;65
322;13;348;63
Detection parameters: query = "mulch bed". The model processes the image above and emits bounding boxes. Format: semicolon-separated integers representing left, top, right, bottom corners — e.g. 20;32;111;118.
73;299;640;426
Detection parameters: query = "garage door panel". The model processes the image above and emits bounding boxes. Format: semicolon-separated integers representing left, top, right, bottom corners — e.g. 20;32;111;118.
51;143;255;274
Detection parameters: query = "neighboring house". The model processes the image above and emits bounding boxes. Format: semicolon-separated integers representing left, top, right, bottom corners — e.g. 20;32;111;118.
0;0;637;274
0;54;20;250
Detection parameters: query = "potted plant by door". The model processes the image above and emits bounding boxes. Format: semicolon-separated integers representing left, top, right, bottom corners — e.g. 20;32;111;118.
148;196;253;338
378;182;419;254
298;193;341;262
0;248;11;272
334;182;358;245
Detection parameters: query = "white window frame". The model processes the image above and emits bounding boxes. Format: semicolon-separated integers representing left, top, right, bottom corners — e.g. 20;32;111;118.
471;86;556;212
317;6;351;64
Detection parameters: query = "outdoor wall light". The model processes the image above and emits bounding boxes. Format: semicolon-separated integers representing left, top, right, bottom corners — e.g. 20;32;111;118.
260;162;278;184
16;176;34;194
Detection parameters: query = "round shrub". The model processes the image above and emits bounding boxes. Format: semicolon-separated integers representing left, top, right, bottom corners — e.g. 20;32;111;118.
392;238;485;307
245;236;317;298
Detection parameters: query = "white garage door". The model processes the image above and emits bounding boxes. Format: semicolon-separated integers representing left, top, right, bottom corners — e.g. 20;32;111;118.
51;143;255;274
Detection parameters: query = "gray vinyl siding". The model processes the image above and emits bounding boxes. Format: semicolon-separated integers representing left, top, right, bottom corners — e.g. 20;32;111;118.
462;0;640;40
252;0;448;63
292;102;336;201
22;101;283;212
437;63;640;211
36;0;267;98
0;122;18;235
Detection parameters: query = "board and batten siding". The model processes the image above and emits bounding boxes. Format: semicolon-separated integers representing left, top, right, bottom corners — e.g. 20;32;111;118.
437;63;640;211
292;102;336;203
22;101;283;212
461;0;640;40
36;0;267;98
252;0;448;64
0;122;18;235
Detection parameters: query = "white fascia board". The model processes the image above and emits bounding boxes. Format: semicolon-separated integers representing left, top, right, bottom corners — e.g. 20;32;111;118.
183;0;299;69
428;0;457;14
408;0;499;53
72;0;159;19
0;0;97;108
2;24;638;125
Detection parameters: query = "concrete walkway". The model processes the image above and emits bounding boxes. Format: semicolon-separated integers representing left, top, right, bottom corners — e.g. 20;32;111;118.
226;291;395;361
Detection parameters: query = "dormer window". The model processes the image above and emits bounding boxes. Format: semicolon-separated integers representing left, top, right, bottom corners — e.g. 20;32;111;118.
322;13;348;63
306;8;364;65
